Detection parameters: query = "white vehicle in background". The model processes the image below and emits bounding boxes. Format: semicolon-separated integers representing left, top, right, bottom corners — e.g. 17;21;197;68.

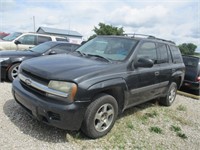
0;32;68;50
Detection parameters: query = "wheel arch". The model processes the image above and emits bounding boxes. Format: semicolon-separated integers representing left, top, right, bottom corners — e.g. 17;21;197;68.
87;78;128;114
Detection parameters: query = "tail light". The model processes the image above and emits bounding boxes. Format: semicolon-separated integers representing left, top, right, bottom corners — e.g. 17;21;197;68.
197;76;200;82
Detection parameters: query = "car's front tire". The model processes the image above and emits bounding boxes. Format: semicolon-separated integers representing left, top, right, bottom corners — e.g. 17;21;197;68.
81;93;118;139
8;63;20;82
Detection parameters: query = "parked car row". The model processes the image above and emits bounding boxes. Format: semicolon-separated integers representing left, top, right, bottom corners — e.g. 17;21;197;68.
10;34;185;138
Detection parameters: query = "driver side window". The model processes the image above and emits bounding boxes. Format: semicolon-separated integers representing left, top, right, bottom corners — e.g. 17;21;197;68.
18;35;36;45
137;42;157;63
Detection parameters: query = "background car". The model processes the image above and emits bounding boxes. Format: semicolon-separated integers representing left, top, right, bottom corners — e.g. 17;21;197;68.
0;32;9;39
0;32;68;50
182;55;200;92
0;41;80;81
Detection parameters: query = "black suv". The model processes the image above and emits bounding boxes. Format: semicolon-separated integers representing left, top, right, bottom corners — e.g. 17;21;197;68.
12;35;185;138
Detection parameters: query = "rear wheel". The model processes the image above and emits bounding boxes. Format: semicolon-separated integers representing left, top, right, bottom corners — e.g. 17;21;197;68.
8;63;20;81
160;82;177;106
81;93;118;139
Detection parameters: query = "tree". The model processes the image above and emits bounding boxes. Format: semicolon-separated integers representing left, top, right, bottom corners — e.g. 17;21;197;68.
178;43;197;55
88;23;124;40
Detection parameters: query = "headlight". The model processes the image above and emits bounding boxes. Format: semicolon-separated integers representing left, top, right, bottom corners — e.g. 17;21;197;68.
0;57;9;62
48;81;77;101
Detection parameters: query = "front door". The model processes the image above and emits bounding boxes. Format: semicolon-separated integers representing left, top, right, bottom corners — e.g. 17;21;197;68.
126;41;160;106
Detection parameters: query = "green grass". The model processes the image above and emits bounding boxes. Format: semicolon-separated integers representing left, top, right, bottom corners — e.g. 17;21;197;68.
170;125;181;132
177;105;187;111
176;132;188;139
149;126;163;134
170;125;188;139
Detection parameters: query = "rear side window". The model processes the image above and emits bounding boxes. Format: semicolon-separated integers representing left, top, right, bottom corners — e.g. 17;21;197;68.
37;36;52;45
169;45;183;63
157;43;169;63
137;42;157;63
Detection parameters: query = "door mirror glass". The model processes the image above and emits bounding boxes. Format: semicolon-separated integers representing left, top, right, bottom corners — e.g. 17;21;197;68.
134;57;154;68
14;40;21;45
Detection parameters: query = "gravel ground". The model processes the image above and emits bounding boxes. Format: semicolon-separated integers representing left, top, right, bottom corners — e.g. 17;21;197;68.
0;82;200;150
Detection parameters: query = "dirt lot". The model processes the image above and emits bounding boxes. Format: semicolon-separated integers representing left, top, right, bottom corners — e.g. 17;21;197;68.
0;82;200;150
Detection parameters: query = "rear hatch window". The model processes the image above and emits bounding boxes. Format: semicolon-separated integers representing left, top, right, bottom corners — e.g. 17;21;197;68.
183;56;200;82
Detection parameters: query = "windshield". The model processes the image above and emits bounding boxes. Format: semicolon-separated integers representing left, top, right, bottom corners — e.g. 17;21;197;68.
76;36;138;61
2;32;22;41
29;42;57;53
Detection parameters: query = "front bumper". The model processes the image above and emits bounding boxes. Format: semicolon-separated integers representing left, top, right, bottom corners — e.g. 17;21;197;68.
0;64;8;80
12;78;90;130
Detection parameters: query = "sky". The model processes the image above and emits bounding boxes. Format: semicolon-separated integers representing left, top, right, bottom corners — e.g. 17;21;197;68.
0;0;200;51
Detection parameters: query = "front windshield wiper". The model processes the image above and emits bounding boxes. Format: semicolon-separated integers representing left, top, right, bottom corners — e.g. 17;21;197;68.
76;51;87;56
87;54;111;62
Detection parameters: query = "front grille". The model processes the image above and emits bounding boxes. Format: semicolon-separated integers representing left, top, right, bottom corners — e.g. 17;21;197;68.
22;69;49;85
20;80;46;96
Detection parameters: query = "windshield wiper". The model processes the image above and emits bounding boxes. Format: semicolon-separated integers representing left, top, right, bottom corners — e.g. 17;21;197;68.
87;54;111;62
75;51;87;56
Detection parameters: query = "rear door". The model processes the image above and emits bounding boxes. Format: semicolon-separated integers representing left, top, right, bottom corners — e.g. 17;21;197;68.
156;43;172;94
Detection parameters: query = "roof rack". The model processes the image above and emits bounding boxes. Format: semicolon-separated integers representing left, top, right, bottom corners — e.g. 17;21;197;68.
123;33;175;44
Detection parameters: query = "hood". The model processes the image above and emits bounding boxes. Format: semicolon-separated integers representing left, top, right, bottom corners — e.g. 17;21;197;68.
21;54;116;82
0;50;39;57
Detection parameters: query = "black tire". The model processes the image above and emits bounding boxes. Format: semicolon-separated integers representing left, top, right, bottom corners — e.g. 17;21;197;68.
8;63;20;82
160;82;177;106
81;93;118;139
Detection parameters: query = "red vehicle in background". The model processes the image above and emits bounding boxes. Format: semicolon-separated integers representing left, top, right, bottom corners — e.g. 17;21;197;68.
0;32;9;39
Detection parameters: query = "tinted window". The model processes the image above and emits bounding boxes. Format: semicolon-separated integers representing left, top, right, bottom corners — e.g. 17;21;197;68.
183;57;199;67
169;45;182;63
137;42;157;63
37;36;52;44
157;43;168;63
52;44;79;53
18;35;36;45
30;42;57;53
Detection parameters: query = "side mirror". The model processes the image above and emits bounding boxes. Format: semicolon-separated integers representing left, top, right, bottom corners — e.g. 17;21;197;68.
49;50;57;55
14;40;21;45
134;57;154;68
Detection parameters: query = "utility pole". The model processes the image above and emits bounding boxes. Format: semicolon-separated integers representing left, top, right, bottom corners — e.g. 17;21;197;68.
33;16;36;32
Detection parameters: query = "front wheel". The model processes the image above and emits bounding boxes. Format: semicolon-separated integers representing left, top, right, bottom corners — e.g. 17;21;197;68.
8;63;20;82
160;82;177;106
81;93;118;139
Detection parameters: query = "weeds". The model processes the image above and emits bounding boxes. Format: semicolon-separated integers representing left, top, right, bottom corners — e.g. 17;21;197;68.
177;132;188;139
149;126;163;134
170;125;188;139
170;125;181;132
177;105;187;111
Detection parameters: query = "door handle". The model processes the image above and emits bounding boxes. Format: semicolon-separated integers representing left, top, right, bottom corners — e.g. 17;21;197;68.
155;71;160;76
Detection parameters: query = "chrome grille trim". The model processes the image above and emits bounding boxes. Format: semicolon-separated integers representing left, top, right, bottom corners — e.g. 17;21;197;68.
18;73;68;98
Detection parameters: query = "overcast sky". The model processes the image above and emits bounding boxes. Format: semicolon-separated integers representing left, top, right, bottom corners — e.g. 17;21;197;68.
0;0;199;51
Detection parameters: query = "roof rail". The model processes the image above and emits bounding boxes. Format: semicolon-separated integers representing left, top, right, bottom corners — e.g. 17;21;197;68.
123;33;155;38
123;33;175;44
